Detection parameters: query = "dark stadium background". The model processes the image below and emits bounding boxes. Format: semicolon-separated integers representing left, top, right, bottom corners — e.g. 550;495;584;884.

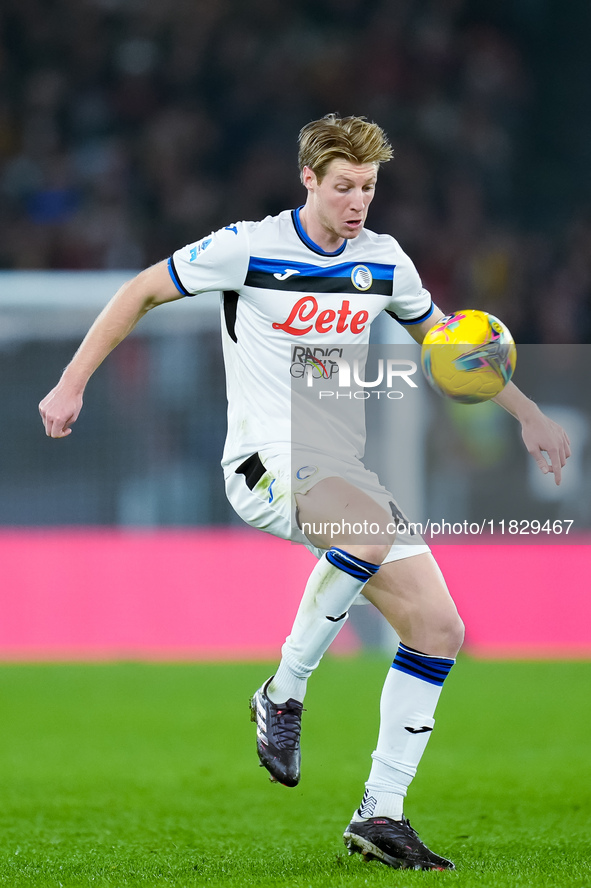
0;0;589;658
3;0;591;340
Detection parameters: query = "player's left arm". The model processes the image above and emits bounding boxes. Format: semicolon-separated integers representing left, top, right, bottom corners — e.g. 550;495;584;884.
403;306;446;345
492;382;571;485
389;247;572;485
405;306;571;485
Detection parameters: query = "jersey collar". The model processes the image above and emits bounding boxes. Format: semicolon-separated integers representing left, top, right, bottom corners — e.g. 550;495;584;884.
292;206;348;257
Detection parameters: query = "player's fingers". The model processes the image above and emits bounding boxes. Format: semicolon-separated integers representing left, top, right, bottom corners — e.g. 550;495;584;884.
46;415;72;438
39;402;56;436
557;434;571;469
557;427;571;461
39;406;48;432
54;420;73;438
43;415;56;437
533;452;550;476
546;447;562;486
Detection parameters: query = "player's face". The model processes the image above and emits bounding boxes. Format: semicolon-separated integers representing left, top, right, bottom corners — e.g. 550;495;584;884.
302;160;378;249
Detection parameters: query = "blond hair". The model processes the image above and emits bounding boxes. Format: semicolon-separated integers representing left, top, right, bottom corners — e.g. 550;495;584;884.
298;114;393;182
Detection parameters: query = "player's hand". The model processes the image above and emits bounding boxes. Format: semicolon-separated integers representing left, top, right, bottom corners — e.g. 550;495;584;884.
520;407;571;485
39;385;83;438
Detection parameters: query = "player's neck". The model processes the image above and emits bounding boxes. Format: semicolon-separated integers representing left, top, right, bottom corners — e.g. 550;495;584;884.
298;206;345;254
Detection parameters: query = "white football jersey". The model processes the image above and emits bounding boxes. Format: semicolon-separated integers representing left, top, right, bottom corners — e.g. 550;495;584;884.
169;208;433;470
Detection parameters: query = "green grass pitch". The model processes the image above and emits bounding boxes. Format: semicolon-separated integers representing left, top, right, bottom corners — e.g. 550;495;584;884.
0;657;589;887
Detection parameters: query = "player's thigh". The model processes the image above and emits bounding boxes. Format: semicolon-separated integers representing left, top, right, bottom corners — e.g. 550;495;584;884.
295;475;395;557
363;552;465;657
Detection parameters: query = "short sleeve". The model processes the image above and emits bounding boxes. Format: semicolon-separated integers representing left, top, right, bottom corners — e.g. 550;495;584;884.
168;222;250;296
386;246;434;326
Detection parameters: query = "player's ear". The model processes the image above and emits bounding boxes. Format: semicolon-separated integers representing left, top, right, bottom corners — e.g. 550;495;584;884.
301;166;318;192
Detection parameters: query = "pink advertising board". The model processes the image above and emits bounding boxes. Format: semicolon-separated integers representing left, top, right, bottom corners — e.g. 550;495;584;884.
0;529;588;659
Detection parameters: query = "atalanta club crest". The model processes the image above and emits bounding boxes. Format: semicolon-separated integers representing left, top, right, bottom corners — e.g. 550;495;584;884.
351;265;373;291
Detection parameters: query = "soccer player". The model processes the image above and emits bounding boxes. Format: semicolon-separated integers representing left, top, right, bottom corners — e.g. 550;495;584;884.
39;115;570;871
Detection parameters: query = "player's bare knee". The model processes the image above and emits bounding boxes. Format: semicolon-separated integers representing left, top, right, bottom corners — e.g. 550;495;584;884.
343;542;391;567
438;613;465;657
451;615;465;652
412;607;464;659
364;542;392;566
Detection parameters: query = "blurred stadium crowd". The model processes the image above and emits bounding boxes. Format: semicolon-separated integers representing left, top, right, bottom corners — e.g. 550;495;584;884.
1;0;590;343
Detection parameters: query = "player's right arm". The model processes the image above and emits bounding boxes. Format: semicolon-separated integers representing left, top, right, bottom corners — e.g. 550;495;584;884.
39;260;182;438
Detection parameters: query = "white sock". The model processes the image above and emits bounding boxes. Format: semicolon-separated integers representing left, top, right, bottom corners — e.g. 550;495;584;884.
267;548;379;704
353;643;455;821
268;659;308;704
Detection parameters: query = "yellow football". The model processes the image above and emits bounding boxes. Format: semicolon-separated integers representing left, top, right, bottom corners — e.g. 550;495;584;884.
421;310;517;404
